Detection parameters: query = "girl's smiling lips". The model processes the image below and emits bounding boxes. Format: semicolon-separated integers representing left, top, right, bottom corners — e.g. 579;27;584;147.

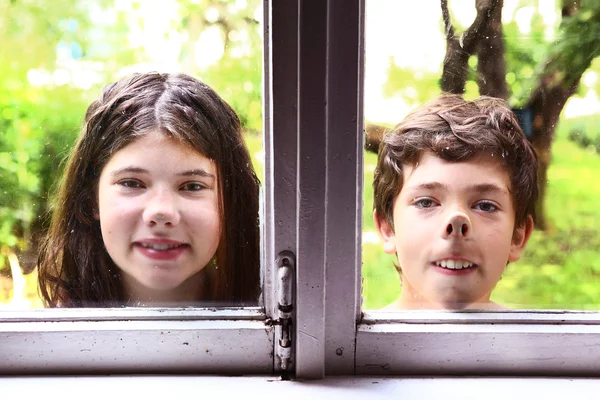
133;238;189;261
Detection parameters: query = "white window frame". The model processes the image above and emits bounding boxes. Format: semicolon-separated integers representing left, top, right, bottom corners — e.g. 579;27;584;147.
0;0;287;377
4;0;600;380
0;308;272;374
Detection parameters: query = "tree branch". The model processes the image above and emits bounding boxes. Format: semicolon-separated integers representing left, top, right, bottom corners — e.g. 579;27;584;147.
440;0;455;40
440;0;501;93
461;0;499;53
476;0;507;99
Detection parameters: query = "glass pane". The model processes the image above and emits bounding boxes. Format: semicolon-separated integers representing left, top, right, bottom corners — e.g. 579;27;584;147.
362;0;600;310
0;0;264;308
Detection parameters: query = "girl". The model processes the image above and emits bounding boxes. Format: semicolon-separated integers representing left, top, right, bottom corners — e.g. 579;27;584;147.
37;72;261;307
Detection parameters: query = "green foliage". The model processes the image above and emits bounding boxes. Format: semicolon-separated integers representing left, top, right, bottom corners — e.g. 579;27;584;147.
566;114;600;153
241;131;264;184
0;0;93;75
0;84;86;261
176;0;263;132
382;1;600;108
0;0;94;271
493;119;600;308
503;11;551;106
361;150;400;308
371;1;600;308
0;0;263;282
383;58;441;109
547;0;600;89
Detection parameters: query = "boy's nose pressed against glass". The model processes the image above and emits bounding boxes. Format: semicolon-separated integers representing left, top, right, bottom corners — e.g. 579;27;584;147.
444;211;471;238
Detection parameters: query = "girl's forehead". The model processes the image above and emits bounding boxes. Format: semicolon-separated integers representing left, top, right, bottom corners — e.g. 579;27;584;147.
105;130;216;174
126;130;210;158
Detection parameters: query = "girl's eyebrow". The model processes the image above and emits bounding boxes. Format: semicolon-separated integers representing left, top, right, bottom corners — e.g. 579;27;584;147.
110;166;215;179
110;166;148;177
176;169;215;179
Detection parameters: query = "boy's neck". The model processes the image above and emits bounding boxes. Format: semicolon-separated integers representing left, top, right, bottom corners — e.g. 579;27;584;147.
389;287;504;310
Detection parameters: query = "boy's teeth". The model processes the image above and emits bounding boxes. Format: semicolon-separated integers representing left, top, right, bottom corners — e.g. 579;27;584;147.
435;259;474;269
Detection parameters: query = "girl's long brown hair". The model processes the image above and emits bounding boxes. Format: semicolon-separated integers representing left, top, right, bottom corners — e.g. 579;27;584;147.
38;72;260;307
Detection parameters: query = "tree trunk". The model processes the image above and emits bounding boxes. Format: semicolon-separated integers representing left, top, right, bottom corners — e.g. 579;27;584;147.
524;2;599;229
366;0;501;151
367;1;599;232
527;73;583;230
440;0;500;94
476;0;507;100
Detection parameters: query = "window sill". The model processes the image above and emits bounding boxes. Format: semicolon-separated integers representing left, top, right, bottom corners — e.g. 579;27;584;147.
2;375;599;399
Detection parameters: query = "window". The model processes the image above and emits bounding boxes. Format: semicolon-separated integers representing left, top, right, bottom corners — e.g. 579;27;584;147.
2;0;600;382
1;0;274;375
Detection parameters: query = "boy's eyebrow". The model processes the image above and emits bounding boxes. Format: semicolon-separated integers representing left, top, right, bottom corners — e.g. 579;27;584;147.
110;167;215;179
407;182;508;195
408;182;445;191
467;183;509;195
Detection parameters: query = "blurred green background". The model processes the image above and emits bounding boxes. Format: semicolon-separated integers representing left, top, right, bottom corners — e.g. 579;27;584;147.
1;0;599;310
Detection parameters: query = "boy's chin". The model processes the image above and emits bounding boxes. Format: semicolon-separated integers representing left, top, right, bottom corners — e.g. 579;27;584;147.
428;292;483;310
434;300;474;310
433;298;500;311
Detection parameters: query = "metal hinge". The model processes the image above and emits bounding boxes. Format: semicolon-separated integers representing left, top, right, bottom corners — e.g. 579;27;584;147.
272;250;295;372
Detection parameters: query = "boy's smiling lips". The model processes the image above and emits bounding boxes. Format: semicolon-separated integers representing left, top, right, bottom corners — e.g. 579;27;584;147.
430;255;478;275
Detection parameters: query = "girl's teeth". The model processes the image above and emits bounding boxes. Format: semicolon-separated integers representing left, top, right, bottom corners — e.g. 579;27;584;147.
141;243;181;250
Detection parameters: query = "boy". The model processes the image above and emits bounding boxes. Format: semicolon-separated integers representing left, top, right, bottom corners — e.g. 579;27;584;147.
373;95;538;310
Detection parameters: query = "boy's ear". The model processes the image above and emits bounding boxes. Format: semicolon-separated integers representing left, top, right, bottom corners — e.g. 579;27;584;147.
508;215;534;263
373;210;397;255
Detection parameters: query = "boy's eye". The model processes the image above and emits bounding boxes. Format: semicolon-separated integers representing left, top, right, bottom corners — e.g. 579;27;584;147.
180;182;206;191
118;179;144;189
474;201;498;212
413;198;437;208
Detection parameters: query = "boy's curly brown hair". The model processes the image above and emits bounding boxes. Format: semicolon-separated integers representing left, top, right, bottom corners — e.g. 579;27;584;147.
373;94;538;231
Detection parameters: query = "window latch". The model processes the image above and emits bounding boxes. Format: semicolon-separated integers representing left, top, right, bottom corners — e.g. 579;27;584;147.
274;250;295;372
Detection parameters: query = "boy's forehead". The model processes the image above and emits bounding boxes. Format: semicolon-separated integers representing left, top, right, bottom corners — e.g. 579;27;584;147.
400;152;512;194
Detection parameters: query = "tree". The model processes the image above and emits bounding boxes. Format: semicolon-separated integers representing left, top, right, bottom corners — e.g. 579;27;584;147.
366;0;600;229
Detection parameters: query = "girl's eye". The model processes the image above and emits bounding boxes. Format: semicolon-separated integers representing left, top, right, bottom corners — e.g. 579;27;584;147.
474;201;498;212
118;179;144;189
413;198;437;208
181;182;206;191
